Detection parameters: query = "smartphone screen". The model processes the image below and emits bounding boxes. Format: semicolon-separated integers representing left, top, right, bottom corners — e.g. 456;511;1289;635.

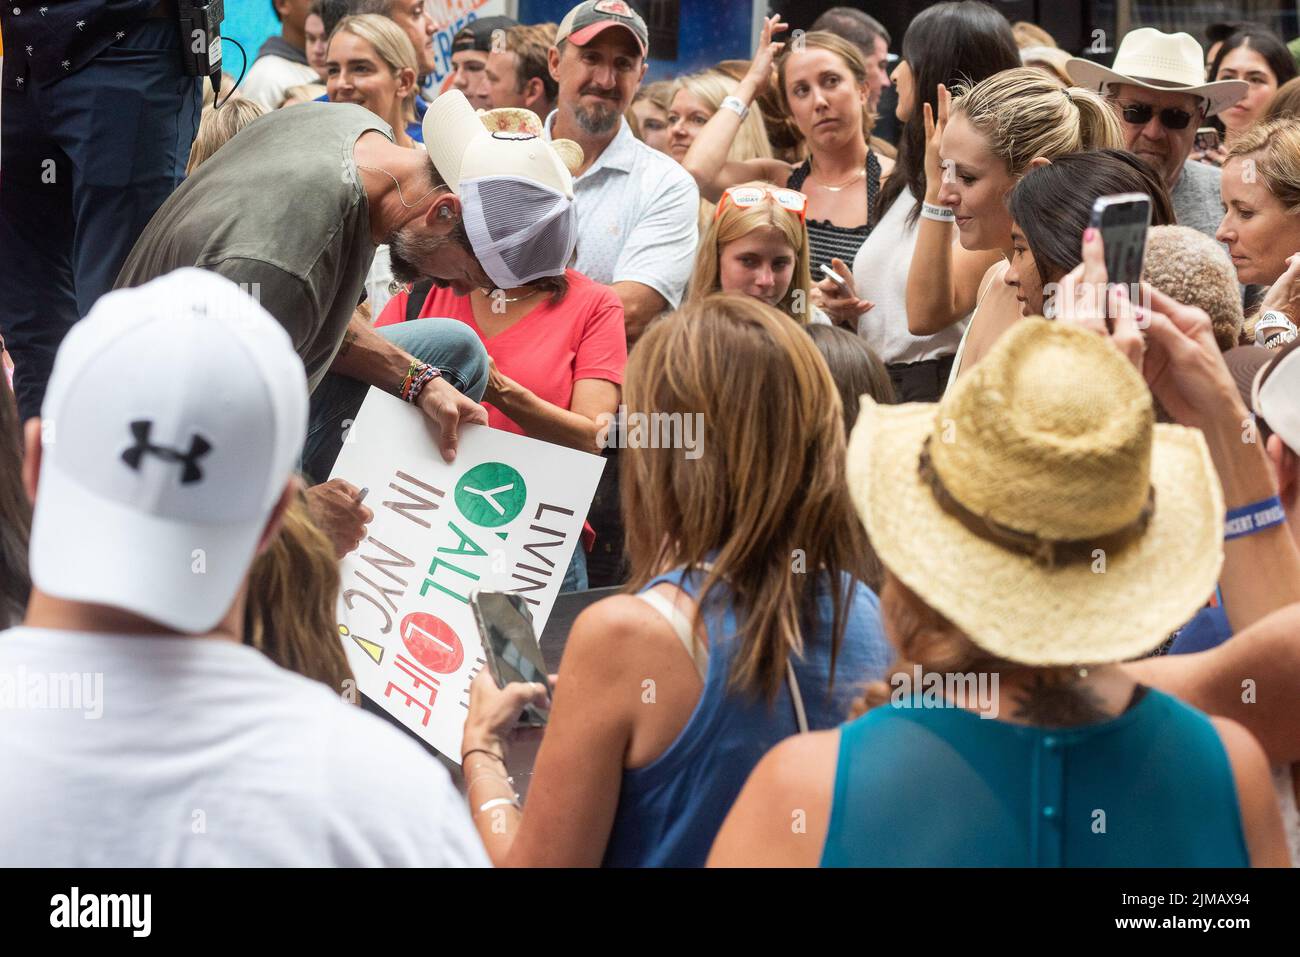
1194;126;1221;153
1090;193;1152;289
470;590;550;726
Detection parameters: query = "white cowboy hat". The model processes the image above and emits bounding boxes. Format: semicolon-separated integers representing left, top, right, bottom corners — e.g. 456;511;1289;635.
1066;28;1247;117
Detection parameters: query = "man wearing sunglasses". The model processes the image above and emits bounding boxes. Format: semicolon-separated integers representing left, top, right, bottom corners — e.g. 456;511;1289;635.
1068;29;1247;241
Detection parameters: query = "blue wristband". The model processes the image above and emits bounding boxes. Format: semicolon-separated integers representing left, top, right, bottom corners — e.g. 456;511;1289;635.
1224;496;1286;541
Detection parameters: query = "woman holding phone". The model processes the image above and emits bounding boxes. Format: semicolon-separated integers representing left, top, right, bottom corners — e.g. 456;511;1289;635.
707;317;1287;867
1003;149;1174;319
820;0;1020;401
457;295;892;867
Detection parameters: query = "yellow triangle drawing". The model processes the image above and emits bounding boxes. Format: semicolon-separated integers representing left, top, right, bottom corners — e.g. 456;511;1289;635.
350;633;385;665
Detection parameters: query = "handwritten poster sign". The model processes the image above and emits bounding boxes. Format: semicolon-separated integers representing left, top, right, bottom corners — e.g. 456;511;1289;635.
330;388;605;760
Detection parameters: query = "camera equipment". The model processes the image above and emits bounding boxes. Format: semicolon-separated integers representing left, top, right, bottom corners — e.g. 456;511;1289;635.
177;0;225;98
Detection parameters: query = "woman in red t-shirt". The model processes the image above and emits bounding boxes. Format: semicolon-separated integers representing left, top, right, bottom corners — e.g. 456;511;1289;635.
376;269;626;590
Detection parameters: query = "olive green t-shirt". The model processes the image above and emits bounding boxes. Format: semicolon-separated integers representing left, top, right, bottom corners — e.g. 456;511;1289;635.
116;103;392;391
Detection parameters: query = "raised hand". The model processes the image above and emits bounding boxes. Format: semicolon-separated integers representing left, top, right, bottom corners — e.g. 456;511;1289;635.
1259;252;1300;322
743;14;789;95
922;83;953;204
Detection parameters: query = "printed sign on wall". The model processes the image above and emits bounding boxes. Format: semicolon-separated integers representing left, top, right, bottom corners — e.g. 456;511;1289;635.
423;0;509;94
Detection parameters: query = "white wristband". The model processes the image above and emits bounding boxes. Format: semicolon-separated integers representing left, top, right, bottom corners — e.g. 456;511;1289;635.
921;202;955;222
476;796;520;815
720;95;750;120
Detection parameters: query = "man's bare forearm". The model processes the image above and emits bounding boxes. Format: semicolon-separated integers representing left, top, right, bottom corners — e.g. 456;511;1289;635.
329;311;413;395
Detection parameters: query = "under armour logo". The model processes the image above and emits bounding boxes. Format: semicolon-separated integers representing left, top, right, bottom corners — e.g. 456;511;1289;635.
121;420;212;484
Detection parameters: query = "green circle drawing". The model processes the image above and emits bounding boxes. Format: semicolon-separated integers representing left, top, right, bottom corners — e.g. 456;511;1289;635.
454;462;527;528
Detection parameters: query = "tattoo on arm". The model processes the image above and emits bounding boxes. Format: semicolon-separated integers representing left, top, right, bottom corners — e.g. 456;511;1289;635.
1010;671;1111;727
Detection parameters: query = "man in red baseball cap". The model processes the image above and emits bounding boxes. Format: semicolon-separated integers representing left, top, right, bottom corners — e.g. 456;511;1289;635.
544;0;697;346
555;0;649;57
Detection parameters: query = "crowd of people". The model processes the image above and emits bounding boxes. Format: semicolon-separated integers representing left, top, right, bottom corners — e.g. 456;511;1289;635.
2;0;1300;869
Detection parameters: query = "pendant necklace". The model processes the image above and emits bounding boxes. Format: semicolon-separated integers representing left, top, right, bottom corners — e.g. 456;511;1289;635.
811;157;865;192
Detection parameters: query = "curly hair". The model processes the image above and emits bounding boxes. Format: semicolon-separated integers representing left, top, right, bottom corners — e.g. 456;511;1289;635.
1142;226;1244;352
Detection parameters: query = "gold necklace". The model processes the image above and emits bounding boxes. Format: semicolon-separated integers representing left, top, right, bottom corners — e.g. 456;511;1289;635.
485;287;543;304
809;157;866;192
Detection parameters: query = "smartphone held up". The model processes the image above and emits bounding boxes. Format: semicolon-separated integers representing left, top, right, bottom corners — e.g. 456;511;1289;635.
469;590;551;727
1090;192;1152;292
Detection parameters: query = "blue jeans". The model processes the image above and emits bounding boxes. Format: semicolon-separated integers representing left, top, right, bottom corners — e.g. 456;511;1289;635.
560;542;588;594
0;19;202;420
302;318;489;483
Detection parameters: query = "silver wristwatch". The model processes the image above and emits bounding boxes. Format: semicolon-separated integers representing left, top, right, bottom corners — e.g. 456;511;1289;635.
1256;310;1299;349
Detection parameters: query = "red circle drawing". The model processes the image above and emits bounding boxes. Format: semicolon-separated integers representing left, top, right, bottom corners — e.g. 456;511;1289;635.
400;612;464;674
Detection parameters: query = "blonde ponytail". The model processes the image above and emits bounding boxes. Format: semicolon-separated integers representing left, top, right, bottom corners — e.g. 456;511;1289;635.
952;67;1125;177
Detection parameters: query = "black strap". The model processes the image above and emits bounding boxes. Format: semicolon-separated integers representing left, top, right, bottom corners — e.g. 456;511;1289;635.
405;279;435;323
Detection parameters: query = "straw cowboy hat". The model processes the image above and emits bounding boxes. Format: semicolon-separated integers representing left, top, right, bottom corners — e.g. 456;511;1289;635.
1067;28;1247;117
846;319;1224;666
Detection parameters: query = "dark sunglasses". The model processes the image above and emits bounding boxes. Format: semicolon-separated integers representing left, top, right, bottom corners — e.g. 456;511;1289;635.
1119;102;1195;130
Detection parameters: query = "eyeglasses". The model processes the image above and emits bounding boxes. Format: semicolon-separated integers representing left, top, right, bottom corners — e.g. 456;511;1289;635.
1118;102;1196;131
716;186;808;222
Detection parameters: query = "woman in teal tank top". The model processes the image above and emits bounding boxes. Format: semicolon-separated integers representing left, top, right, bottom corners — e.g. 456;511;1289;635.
709;318;1289;867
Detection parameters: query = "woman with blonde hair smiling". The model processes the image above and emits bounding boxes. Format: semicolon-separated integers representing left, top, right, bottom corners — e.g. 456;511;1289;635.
901;68;1126;385
709;318;1288;867
686;183;822;324
457;294;891;867
326;14;422;316
325;14;420;149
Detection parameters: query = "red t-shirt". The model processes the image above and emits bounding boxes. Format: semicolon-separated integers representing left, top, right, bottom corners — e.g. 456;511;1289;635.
376;269;627;436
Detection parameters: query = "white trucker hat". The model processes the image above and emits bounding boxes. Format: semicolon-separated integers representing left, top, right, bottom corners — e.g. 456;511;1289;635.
29;269;309;634
423;90;580;289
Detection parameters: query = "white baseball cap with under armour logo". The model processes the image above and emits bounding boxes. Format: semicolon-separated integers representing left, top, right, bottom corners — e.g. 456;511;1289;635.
29;269;309;633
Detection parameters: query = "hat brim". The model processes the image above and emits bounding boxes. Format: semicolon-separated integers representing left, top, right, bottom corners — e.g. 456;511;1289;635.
847;400;1224;665
29;464;267;634
1065;58;1248;117
423;89;485;193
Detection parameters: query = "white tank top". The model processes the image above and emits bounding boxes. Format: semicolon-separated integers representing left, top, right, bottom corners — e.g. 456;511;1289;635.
852;191;970;365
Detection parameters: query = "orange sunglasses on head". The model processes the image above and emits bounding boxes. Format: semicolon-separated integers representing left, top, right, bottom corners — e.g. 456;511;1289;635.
715;185;809;223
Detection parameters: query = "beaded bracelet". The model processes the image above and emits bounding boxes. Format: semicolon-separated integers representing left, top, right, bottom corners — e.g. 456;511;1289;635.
1224;496;1286;541
399;362;441;403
